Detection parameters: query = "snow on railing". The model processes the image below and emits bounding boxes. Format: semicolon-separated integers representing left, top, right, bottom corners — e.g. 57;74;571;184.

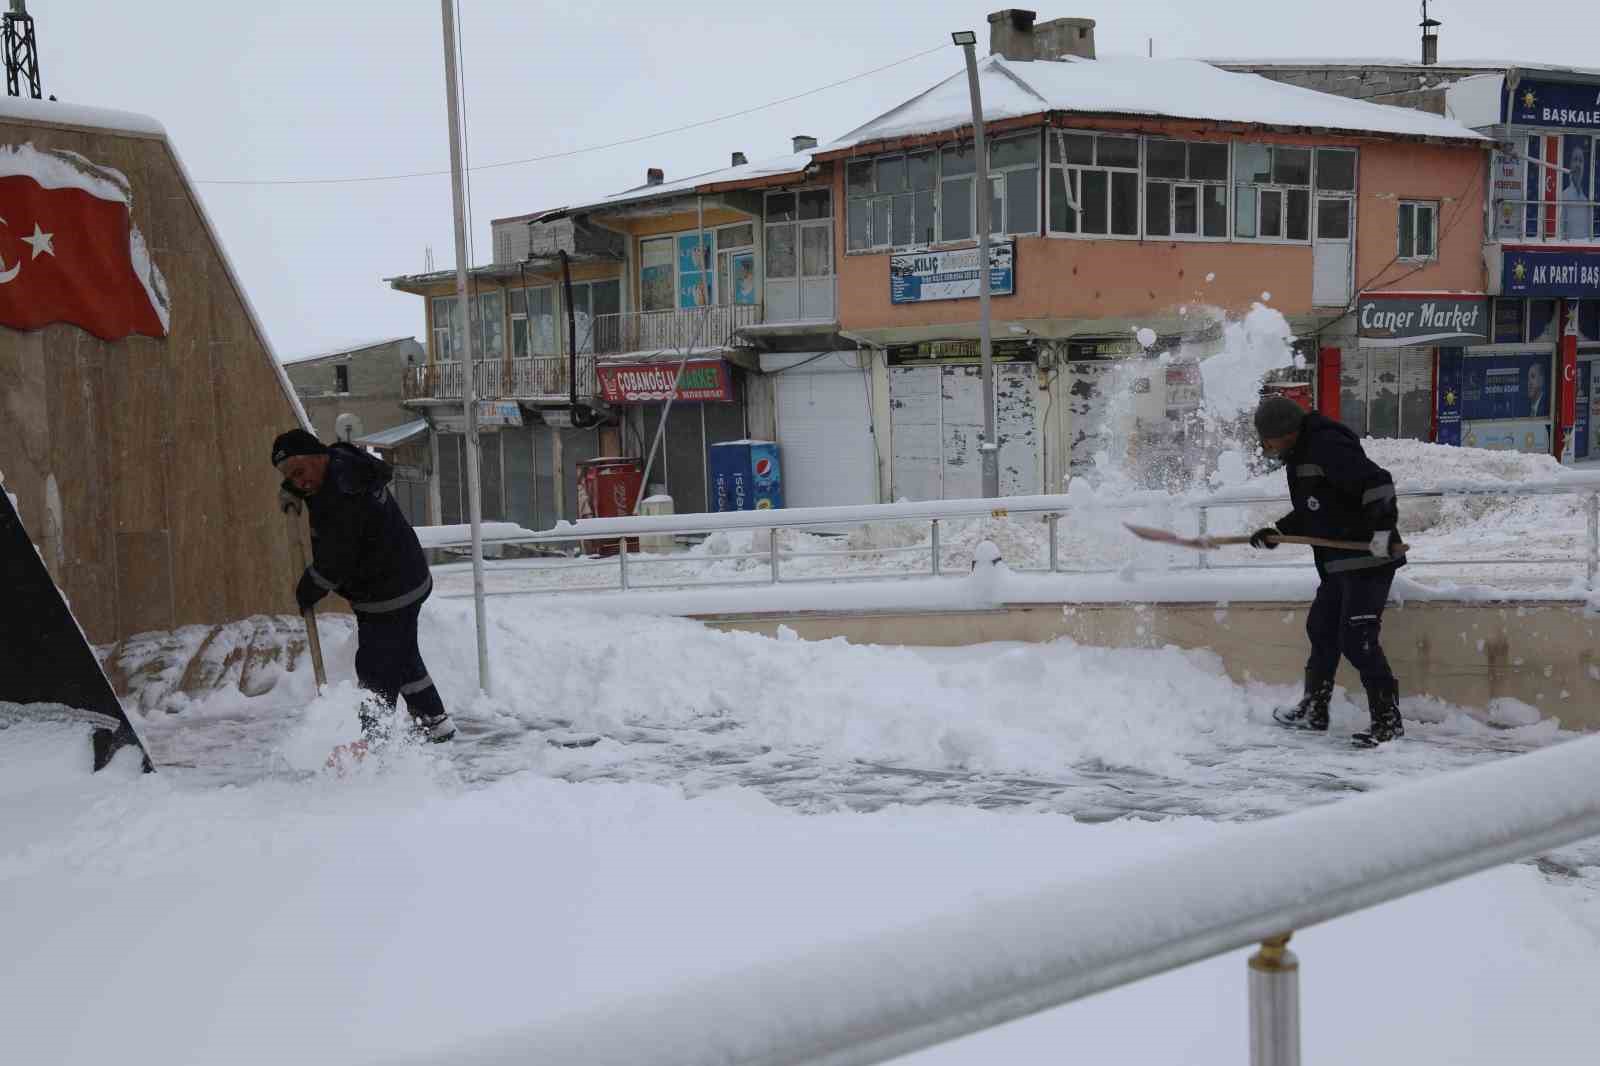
421;473;1600;595
373;734;1600;1066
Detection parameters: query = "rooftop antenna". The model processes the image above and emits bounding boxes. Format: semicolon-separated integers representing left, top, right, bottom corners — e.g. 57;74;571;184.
1147;37;1153;58
1420;0;1441;67
3;0;42;99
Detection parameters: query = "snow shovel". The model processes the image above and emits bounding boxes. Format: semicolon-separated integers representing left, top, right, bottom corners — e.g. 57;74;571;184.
281;500;328;692
1124;523;1409;556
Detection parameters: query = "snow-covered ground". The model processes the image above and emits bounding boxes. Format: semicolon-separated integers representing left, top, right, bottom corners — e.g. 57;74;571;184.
7;597;1600;1065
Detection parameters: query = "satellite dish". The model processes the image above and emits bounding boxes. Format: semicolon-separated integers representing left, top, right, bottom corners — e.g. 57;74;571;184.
335;412;365;443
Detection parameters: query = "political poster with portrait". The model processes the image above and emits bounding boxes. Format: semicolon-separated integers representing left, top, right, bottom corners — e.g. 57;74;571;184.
1460;352;1554;420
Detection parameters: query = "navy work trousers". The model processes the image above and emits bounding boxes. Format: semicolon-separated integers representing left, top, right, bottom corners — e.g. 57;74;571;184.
354;598;446;725
1304;568;1397;689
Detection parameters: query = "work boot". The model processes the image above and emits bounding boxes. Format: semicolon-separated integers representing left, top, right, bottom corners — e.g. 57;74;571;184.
413;712;457;744
1353;682;1404;748
1273;670;1333;731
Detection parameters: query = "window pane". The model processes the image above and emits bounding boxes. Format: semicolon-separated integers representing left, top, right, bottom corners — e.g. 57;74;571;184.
1316;148;1356;192
719;223;754;247
512;317;529;358
1317;197;1351;239
1530;299;1558;341
799;189;831;220
1111;171;1138;235
908;151;936;191
1286;188;1310;240
591;280;620;317
1174;185;1198;234
1006;167;1037;234
1190;142;1228;181
767;224;798;277
1582;299;1600;342
941;144;975;177
846;162;872;198
1097;136;1139;169
992;133;1040;168
767;192;798;221
1398;203;1415;257
1080;169;1108;234
1203;185;1227;237
1274;147;1312;186
1261;189;1283;237
1147;139;1186;180
1416;205;1435;257
1234;186;1257;237
1234;144;1270;183
989;176;1003;236
1048;169;1077;233
509;289;527;315
847;202;870;250
914;189;936;244
801;225;832;277
893;192;913;246
478;292;505;359
941;177;973;241
1492;297;1525;343
872;198;891;248
877;155;907;194
1146;181;1171;237
1049;132;1095;165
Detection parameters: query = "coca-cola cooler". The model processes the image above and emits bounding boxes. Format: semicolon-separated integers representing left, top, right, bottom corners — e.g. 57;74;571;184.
576;456;643;556
709;440;783;512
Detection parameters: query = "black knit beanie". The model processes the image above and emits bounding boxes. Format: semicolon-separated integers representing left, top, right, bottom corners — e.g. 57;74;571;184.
1253;396;1307;441
271;428;328;466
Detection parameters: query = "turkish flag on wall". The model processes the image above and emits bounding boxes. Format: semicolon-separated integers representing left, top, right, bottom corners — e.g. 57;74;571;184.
0;174;167;341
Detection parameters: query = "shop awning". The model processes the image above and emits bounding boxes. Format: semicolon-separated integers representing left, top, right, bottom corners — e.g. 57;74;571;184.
354;418;429;450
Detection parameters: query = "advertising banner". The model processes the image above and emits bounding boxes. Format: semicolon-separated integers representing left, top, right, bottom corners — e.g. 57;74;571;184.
1507;78;1600;130
1357;294;1487;347
1436;347;1463;446
596;359;733;403
1501;247;1600;297
1461;351;1554;420
1462;419;1552;454
890;240;1015;304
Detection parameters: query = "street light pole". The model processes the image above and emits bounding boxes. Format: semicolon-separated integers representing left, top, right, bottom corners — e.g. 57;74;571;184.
954;30;999;498
440;0;491;695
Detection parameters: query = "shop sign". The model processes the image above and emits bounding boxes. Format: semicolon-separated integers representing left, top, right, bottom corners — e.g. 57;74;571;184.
1357;295;1487;347
1460;351;1553;420
1491;150;1524;240
887;338;1035;363
889;240;1014;304
1502;248;1600;297
477;400;523;427
1506;77;1600;130
596;359;732;403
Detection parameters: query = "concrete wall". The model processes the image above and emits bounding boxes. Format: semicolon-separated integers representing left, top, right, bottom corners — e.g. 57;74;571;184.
703;600;1600;729
284;338;421;443
0;114;307;643
1213;64;1469;108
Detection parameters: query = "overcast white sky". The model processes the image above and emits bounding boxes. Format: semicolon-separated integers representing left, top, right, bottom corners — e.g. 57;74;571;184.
30;0;1599;357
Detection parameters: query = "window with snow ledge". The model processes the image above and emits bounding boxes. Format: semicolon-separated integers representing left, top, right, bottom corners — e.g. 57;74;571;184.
1398;200;1438;261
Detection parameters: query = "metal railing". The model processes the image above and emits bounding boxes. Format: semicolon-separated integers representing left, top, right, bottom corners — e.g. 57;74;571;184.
402;355;598;403
1495;197;1600;243
424;475;1600;596
375;734;1600;1066
589;302;762;354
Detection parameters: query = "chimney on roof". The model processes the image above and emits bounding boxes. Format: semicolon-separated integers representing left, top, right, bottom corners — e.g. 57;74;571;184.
792;135;817;153
987;9;1096;62
731;151;748;166
646;167;664;186
1420;0;1440;66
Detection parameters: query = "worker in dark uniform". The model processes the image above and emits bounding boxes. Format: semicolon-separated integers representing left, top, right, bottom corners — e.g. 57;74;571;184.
272;428;455;743
1249;397;1406;747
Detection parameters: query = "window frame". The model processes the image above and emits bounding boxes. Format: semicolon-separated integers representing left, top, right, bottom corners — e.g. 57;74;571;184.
986;132;1043;238
1232;143;1314;245
1142;137;1230;242
334;364;350;395
1046;129;1142;241
1397;199;1439;262
430;295;463;362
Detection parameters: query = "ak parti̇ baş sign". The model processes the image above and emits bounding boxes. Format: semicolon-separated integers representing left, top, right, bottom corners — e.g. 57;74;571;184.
596;359;733;403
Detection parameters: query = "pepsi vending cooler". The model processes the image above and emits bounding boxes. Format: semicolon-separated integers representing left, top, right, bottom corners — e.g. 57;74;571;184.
709;440;783;512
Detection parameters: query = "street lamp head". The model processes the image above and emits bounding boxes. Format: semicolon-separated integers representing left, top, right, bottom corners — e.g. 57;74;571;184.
951;30;977;46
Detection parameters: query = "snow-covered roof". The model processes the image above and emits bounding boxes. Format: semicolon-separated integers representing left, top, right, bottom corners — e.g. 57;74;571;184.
593;150;813;210
0;94;166;136
281;336;418;366
825;56;1488;154
1205;57;1600;77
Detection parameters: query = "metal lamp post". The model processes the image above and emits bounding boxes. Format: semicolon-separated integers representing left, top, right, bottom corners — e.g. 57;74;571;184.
953;29;999;499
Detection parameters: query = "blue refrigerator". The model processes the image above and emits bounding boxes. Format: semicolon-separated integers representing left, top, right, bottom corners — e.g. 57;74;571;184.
709;440;783;512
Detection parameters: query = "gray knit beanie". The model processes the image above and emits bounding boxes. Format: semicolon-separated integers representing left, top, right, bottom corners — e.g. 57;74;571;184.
1253;395;1307;440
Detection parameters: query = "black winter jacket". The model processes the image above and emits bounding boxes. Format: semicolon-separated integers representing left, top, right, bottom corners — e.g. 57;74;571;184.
304;444;431;612
1274;413;1406;577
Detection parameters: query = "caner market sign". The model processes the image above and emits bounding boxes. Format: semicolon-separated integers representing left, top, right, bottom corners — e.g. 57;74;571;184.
596;358;733;403
1357;294;1488;348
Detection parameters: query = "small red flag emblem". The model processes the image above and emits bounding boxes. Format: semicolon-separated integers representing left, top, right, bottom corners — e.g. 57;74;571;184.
0;145;169;341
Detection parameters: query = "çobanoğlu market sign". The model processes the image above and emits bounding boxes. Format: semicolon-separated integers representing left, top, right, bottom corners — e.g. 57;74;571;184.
1357;295;1488;347
596;359;733;403
890;240;1015;304
1502;247;1600;297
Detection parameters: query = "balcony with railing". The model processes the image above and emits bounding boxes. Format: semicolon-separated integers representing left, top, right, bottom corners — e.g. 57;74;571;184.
402;355;598;405
587;303;763;355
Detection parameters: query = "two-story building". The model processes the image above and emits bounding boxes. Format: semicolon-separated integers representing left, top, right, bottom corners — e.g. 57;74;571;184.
1220;51;1600;460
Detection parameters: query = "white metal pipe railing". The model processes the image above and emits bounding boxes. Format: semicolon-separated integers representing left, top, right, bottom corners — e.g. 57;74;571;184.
375;735;1600;1066
425;476;1600;596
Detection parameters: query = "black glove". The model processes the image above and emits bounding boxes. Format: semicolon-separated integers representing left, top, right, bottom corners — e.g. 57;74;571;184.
279;479;308;515
295;569;329;612
1249;527;1280;550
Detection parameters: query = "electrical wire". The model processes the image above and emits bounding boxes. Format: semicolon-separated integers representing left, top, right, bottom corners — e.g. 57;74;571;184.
194;43;949;188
